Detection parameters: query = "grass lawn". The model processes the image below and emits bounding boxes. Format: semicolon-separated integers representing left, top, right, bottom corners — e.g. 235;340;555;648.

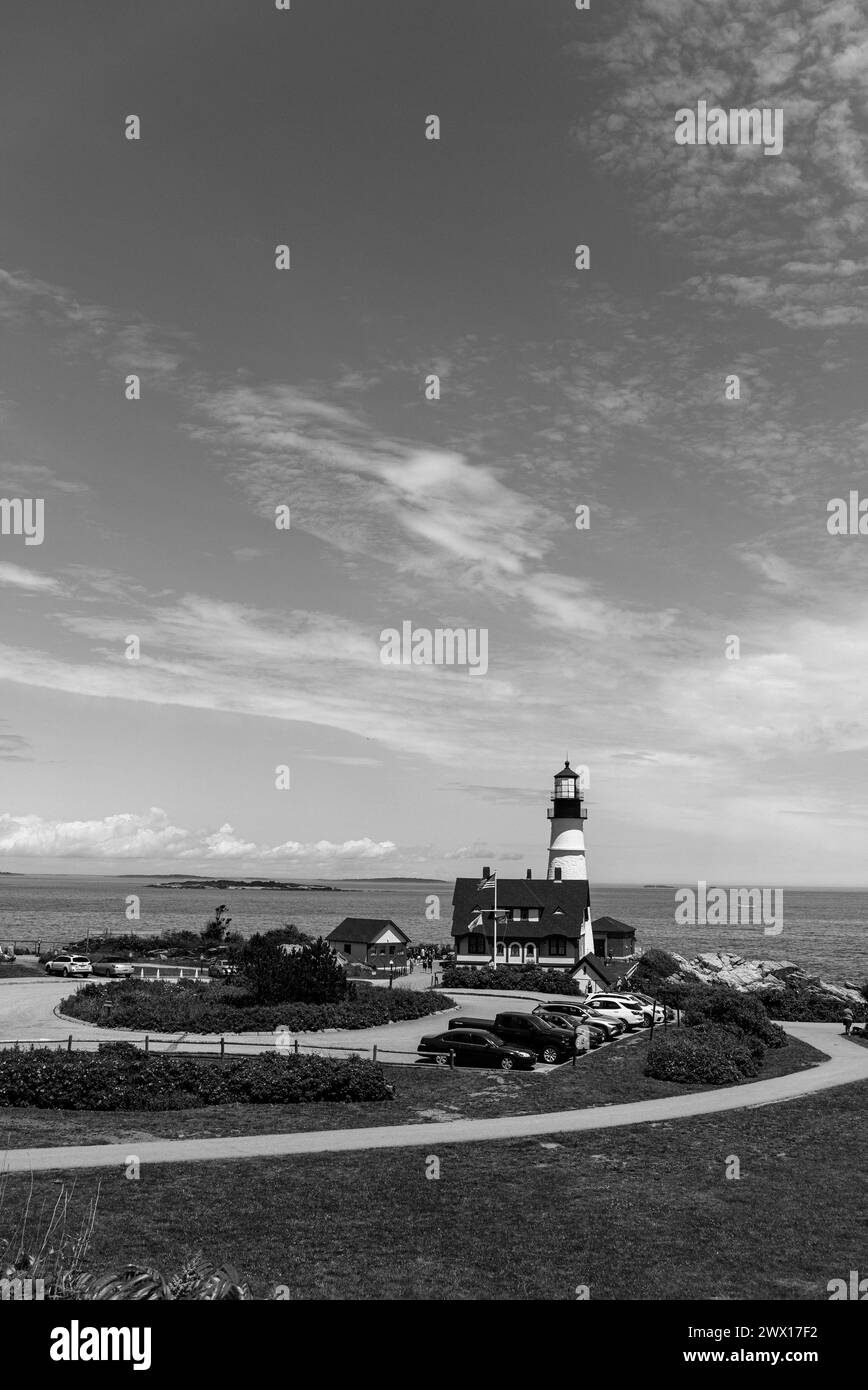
1;1074;864;1300
0;1033;823;1149
0;960;49;980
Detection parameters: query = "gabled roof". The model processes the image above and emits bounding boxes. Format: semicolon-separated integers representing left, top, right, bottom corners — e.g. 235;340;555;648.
592;915;636;937
577;953;634;987
573;953;618;986
327;918;410;944
451;877;590;939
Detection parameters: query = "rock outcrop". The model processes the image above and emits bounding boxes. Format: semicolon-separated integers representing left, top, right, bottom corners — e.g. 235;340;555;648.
667;951;865;1008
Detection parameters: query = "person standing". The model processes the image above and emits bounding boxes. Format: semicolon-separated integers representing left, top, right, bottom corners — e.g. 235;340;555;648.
842;1007;854;1037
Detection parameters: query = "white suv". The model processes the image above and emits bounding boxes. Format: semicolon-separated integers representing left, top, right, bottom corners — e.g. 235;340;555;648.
583;996;646;1029
45;953;92;978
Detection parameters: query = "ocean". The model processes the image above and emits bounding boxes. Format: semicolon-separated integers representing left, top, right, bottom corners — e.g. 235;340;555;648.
0;877;866;986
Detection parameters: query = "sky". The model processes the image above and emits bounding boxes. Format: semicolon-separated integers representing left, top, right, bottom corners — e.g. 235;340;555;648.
1;0;868;884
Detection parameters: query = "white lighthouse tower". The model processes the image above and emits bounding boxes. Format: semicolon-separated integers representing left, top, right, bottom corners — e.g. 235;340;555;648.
547;760;588;880
546;759;594;958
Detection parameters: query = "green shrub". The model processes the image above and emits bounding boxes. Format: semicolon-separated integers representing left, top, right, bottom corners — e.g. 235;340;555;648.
240;935;347;1004
441;965;585;995
682;985;785;1047
60;978;451;1033
645;1023;759;1085
756;985;866;1023
630;947;680;988
0;1048;391;1110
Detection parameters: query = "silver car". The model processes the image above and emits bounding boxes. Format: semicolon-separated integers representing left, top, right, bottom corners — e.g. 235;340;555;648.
45;953;92;978
91;960;134;977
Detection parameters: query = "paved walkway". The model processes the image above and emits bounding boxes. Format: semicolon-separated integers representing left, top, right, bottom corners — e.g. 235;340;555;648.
2;1025;866;1174
0;978;578;1062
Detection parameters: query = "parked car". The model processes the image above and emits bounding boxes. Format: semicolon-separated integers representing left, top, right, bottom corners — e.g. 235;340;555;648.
583;996;646;1029
615;994;668;1024
450;1012;575;1064
44;953;92;978
90;959;134;977
208;961;239;978
418;1028;536;1070
533;1008;604;1047
533;1002;624;1038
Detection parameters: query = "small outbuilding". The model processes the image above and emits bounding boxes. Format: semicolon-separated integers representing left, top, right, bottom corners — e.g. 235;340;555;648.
326;918;410;975
591;915;637;960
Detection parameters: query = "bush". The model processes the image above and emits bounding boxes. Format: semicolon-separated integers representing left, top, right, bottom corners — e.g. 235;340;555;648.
239;935;349;1004
645;1023;759;1085
630;947;680;989
441;965;585;995
756;985;866;1023
0;1048;392;1110
60;978;452;1033
682;985;785;1048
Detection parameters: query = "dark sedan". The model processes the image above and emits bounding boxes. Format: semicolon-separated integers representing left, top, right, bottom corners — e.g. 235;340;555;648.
417;1028;536;1071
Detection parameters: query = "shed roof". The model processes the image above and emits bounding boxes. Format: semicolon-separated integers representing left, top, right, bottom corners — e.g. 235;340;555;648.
592;915;637;937
326;918;410;944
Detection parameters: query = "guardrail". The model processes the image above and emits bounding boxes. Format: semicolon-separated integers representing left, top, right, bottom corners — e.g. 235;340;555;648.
0;1035;430;1066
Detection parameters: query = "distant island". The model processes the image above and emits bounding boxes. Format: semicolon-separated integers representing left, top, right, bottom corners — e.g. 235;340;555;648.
335;876;452;883
146;878;344;892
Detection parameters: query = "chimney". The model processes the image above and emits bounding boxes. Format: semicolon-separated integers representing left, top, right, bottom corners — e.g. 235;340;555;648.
482;866;491;879
526;868;532;879
554;866;562;881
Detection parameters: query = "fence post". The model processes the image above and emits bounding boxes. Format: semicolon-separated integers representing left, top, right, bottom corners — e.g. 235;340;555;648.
220;1036;225;1059
449;1049;455;1069
294;1039;299;1055
145;1035;149;1054
67;1034;73;1053
372;1043;377;1062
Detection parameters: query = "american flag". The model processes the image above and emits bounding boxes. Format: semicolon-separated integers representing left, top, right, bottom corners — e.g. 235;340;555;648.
476;873;496;890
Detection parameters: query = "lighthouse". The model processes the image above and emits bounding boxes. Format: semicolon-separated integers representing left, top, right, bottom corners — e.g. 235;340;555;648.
546;760;588;880
547;760;594;957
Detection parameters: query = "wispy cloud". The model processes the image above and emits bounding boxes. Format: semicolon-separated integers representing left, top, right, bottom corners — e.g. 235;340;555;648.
0;563;62;593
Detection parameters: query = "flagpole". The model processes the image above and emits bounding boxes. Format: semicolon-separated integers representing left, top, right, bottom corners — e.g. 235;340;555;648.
493;872;497;969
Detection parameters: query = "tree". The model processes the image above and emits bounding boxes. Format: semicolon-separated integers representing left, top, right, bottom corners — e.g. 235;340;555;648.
284;938;347;1003
261;924;313;947
239;934;296;1004
239;934;348;1005
202;905;232;946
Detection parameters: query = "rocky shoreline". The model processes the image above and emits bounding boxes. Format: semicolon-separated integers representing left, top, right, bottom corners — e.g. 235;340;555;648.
666;950;866;1009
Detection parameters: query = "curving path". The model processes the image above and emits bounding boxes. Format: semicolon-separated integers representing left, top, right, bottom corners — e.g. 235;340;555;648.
2;1024;866;1174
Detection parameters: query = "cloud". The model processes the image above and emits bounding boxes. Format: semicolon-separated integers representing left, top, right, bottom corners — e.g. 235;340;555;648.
0;563;61;593
0;588;520;764
0;807;396;864
0;726;31;762
569;0;868;327
0;267;191;379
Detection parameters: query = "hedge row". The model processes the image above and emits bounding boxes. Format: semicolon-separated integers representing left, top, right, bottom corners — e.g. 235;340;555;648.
0;1046;391;1110
645;1023;761;1086
440;965;585;995
60;978;452;1034
756;985;866;1023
